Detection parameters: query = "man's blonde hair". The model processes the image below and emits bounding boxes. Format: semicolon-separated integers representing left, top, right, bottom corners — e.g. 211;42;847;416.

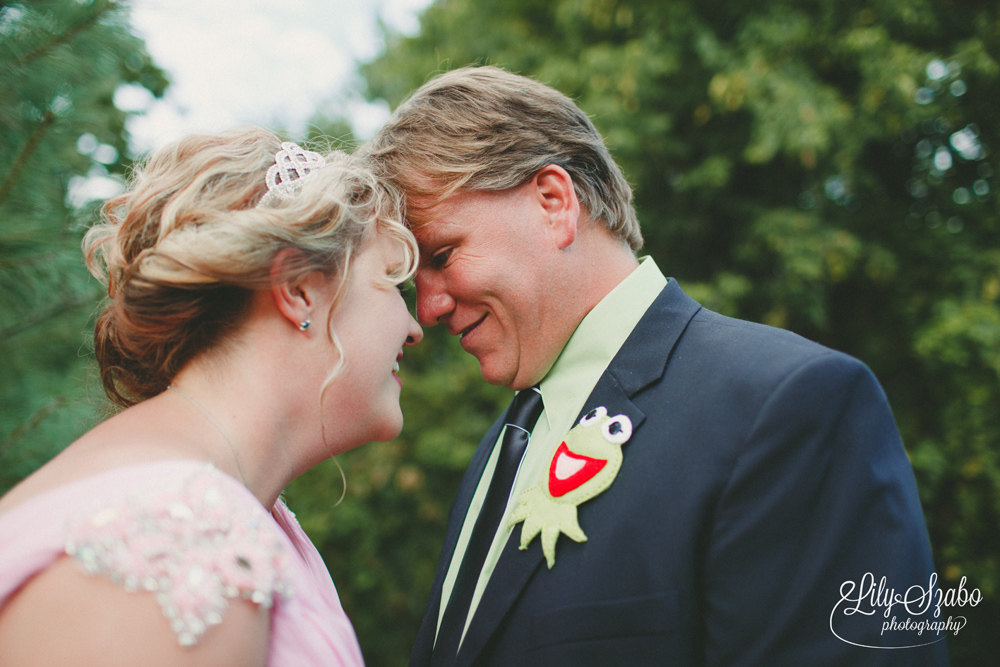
361;66;642;250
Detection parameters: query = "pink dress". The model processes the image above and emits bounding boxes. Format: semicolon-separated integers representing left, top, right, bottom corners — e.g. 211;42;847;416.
0;460;365;666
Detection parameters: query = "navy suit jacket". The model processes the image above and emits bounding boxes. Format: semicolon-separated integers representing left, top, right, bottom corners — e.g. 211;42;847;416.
410;280;947;666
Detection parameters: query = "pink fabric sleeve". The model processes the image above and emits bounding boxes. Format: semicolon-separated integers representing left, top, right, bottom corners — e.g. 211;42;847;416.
65;465;294;647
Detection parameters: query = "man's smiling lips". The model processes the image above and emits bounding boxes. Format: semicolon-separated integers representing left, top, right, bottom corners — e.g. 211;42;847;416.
454;314;487;340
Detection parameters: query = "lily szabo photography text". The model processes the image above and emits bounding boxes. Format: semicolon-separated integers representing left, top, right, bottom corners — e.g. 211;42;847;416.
831;573;982;649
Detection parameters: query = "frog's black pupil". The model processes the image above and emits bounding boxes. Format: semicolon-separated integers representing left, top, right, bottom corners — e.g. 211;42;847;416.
609;422;622;434
586;409;597;419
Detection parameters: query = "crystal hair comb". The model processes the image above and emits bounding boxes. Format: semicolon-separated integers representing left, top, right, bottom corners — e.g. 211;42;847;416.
256;141;326;208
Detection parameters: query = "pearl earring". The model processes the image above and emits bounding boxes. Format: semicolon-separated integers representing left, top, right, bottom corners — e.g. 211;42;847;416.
299;319;311;331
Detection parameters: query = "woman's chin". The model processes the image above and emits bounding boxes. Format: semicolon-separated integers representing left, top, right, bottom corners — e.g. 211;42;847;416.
345;413;404;450
374;414;405;443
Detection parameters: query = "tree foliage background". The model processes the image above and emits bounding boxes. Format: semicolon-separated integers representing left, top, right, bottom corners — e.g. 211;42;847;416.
0;0;165;487
2;1;997;666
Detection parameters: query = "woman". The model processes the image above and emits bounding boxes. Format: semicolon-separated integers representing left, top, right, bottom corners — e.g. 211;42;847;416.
0;127;422;665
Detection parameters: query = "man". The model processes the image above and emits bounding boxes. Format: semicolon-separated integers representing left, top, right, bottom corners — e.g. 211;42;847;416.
362;66;947;666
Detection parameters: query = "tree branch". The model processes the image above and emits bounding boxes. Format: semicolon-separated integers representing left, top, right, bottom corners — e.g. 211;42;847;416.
0;293;93;342
0;109;56;207
11;1;119;69
0;396;67;461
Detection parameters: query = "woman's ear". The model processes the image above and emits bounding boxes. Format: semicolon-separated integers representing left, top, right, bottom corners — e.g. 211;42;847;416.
532;164;580;250
270;249;327;333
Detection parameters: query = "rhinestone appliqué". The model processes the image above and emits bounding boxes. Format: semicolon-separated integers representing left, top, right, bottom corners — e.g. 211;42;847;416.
64;465;294;647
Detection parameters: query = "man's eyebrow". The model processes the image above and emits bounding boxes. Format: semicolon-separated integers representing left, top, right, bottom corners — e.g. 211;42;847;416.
415;233;440;250
415;225;453;249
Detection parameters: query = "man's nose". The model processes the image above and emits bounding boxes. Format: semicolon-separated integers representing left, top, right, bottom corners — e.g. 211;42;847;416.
415;270;455;327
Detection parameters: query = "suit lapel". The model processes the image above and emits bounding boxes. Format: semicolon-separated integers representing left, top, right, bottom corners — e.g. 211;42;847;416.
411;417;507;667
451;280;701;666
454;524;546;667
439;416;507;581
602;278;701;398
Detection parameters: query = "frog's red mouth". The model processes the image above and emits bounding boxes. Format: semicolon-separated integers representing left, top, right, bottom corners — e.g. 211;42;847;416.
548;441;607;497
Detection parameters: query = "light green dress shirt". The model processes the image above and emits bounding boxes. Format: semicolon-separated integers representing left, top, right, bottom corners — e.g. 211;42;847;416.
435;257;668;647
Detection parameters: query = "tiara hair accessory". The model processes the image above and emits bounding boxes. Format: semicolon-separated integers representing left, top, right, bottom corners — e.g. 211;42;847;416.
257;142;326;208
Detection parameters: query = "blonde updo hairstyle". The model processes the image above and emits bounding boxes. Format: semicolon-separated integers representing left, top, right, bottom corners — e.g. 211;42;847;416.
84;126;416;408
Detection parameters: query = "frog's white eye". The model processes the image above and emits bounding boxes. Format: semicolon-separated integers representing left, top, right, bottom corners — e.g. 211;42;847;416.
579;406;607;426
602;415;632;444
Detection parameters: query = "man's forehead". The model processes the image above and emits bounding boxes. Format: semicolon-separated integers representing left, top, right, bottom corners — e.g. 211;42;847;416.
404;188;449;234
412;217;459;250
404;171;455;211
408;189;475;246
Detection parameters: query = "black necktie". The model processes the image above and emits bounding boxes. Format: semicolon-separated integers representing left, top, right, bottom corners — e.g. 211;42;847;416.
431;386;545;663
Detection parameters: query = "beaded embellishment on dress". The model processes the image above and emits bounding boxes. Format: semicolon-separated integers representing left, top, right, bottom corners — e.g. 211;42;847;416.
65;464;294;647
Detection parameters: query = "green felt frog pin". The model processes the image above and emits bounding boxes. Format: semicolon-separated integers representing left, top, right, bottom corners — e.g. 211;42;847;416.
508;406;633;568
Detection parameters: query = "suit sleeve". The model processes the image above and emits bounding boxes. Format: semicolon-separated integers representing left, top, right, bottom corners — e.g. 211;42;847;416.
703;352;948;666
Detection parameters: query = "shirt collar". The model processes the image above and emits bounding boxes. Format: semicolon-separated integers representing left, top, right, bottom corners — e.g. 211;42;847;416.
537;256;667;430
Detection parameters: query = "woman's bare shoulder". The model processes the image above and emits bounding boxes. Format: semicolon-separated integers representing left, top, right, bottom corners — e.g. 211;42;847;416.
0;556;270;667
0;400;205;517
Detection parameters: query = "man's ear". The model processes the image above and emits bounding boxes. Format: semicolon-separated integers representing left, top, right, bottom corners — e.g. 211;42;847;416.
533;164;580;250
270;249;327;332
